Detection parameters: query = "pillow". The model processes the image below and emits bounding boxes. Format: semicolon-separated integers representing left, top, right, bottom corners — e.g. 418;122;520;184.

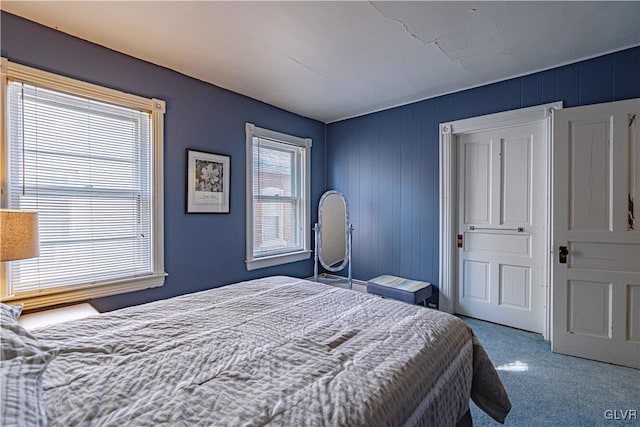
0;303;23;325
1;308;58;427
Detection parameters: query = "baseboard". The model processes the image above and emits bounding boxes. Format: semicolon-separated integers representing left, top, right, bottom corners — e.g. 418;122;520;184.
319;273;368;285
305;273;368;293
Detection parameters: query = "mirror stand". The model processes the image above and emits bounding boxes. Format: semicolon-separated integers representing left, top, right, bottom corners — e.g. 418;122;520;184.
313;190;353;290
313;223;353;289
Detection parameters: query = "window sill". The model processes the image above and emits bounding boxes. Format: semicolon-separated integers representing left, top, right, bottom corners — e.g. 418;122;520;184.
1;273;167;311
245;250;311;271
18;303;99;330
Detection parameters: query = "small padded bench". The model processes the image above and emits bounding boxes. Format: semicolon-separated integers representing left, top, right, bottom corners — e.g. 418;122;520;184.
367;275;432;306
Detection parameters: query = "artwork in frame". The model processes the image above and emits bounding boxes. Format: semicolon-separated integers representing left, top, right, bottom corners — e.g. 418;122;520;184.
187;150;231;213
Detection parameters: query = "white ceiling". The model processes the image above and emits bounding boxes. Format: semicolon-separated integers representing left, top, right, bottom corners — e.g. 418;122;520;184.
3;1;639;123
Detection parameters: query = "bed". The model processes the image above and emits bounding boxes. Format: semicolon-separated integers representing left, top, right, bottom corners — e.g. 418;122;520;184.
2;276;510;426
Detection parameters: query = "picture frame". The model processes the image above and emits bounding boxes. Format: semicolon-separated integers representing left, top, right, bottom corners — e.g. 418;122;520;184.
186;149;231;213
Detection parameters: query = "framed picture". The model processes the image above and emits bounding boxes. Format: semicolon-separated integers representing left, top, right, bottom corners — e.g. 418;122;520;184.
187;150;231;213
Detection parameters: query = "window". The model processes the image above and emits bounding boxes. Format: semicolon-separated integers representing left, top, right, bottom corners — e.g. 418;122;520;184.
245;123;311;270
0;58;166;309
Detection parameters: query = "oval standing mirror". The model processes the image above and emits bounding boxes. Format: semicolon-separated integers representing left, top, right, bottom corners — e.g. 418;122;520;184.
314;190;353;289
319;191;348;271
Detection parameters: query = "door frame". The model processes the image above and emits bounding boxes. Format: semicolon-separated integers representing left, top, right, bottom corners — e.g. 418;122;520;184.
438;101;562;340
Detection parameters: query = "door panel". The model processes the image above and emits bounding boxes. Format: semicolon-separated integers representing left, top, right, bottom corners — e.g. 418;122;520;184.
464;142;492;224
499;264;530;310
501;136;531;225
569;119;611;231
466;232;530;255
552;98;640;368
457;122;546;333
630;113;639;230
463;260;490;301
567;280;611;338
628;285;640;343
569;241;640;272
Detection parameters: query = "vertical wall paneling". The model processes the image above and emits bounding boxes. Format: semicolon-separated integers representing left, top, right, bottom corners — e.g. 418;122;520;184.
484;81;511;116
359;114;374;276
521;73;543;107
614;48;640;100
391;109;403;276
327;47;639;306
377;111;388;276
542;70;558;105
556;63;582;107
580;55;615;105
473;87;487;118
507;79;522;110
412;105;423;277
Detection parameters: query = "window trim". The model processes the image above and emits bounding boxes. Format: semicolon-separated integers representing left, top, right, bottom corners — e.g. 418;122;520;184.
0;57;166;310
245;123;311;271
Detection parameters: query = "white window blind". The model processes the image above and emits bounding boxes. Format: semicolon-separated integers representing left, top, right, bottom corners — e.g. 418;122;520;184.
245;123;311;271
6;81;153;294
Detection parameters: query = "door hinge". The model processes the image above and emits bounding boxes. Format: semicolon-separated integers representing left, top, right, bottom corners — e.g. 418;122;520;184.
457;234;463;248
629;193;635;231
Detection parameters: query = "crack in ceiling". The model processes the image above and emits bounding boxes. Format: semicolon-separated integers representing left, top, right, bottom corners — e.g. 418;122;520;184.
432;39;469;72
368;1;469;72
281;52;327;80
368;1;432;48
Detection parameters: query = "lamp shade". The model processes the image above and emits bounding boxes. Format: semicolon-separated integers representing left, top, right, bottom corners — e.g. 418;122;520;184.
0;209;40;261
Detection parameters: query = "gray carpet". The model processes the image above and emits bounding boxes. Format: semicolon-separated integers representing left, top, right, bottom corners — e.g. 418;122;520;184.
462;317;639;426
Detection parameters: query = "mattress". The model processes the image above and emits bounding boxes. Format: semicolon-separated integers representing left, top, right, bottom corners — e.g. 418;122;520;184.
32;276;510;426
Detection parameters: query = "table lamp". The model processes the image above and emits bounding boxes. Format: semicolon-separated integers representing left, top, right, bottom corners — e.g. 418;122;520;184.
0;209;40;261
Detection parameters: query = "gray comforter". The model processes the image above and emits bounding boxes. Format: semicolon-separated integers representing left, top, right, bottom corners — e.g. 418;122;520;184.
33;276;510;426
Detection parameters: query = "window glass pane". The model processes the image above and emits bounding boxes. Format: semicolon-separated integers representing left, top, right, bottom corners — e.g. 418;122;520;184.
253;199;299;255
7;82;153;294
252;139;296;197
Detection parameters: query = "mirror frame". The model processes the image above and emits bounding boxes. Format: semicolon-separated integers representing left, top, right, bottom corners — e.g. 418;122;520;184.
317;190;349;272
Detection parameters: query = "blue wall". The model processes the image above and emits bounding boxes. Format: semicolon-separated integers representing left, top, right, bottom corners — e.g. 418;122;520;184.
326;46;640;306
0;12;326;312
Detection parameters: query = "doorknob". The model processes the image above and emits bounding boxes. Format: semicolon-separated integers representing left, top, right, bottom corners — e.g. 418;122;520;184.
559;246;569;264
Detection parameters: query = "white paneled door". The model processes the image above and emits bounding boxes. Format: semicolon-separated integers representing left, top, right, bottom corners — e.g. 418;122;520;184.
457;122;547;333
552;98;640;368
